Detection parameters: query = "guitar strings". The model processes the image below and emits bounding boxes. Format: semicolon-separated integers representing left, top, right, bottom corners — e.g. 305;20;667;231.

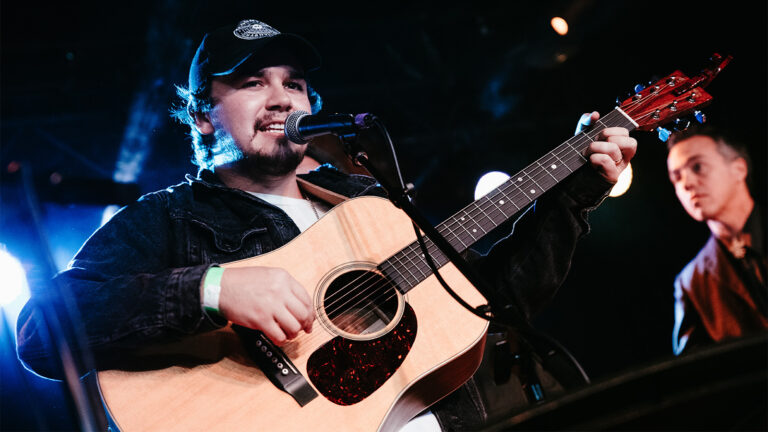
301;99;671;344
316;109;640;327
297;108;662;347
318;109;633;314
320;109;664;338
323;102;667;336
311;112;631;335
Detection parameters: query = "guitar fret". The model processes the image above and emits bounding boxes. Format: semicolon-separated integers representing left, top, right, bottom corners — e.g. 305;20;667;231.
540;153;569;183
409;251;430;279
550;149;573;174
378;261;406;292
486;191;511;221
383;108;639;295
391;252;420;287
455;212;482;241
535;160;559;184
522;168;544;195
512;180;532;201
471;218;488;235
440;217;469;250
499;185;521;211
388;255;413;289
568;136;589;162
403;249;429;280
471;198;496;232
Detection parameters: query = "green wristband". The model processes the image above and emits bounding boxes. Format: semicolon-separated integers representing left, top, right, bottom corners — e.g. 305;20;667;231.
202;266;225;314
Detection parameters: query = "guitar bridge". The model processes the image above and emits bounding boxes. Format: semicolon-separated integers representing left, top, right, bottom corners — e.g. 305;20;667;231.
235;326;318;407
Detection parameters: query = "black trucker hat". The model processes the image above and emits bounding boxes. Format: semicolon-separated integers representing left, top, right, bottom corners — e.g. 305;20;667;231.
188;19;321;95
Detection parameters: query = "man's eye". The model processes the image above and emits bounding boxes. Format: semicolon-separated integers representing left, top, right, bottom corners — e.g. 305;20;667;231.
243;81;263;88
691;163;702;174
285;82;304;91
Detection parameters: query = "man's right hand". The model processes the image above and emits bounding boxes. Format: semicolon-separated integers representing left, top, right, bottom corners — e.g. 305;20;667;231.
218;266;315;345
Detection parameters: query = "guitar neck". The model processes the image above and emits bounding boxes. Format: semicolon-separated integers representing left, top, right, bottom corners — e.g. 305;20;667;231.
380;108;637;293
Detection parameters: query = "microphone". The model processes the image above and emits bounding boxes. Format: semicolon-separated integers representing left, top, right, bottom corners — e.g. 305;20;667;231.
284;111;375;144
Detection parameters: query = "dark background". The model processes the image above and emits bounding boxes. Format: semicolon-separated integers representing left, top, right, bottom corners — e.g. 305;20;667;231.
1;1;766;430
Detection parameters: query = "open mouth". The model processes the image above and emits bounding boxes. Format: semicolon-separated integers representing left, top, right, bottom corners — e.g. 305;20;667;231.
258;121;285;135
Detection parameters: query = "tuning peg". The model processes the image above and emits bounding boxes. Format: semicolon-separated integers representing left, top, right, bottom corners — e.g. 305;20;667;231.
616;91;632;105
694;110;707;124
633;84;646;93
673;117;691;131
657;126;672;142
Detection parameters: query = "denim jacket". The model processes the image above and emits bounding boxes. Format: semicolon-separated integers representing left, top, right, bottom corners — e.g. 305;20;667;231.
17;164;611;427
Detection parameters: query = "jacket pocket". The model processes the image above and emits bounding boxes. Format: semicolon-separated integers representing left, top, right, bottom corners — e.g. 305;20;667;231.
188;218;269;264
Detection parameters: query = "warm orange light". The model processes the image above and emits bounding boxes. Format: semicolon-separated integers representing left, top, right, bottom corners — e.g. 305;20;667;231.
551;17;568;36
609;163;633;197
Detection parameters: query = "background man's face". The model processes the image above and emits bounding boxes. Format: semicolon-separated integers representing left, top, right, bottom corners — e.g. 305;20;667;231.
667;136;745;222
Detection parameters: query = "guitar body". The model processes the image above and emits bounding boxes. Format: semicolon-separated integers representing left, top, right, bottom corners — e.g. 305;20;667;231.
98;196;489;432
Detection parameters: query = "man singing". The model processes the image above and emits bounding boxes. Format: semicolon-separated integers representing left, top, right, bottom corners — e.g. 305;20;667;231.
18;19;637;431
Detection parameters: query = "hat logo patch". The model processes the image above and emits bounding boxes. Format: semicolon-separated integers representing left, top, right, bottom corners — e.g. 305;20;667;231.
233;19;280;40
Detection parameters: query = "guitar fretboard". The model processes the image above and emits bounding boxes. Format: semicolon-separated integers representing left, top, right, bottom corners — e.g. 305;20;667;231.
379;108;637;293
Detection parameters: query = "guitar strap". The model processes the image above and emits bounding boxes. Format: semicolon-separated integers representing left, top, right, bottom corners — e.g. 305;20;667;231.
297;177;349;206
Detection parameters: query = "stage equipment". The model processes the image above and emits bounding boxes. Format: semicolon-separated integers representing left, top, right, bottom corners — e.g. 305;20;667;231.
285;111;376;144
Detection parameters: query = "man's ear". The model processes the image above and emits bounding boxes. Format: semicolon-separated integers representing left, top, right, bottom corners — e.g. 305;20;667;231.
191;107;214;135
731;157;748;182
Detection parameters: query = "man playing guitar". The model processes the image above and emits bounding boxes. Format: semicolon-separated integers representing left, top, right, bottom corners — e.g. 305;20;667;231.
17;19;636;431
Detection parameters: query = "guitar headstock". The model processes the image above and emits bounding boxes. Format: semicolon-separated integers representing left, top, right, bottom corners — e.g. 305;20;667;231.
618;53;732;131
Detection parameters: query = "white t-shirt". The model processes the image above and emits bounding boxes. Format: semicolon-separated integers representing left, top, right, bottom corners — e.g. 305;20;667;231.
248;191;330;232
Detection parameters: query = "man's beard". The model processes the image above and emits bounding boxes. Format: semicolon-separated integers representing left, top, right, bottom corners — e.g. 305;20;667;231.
240;135;305;177
212;129;304;178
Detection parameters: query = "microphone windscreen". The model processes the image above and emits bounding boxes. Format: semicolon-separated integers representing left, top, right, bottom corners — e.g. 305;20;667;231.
284;110;310;144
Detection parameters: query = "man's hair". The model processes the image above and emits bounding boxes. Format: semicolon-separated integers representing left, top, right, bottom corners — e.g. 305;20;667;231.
667;124;753;187
171;82;323;170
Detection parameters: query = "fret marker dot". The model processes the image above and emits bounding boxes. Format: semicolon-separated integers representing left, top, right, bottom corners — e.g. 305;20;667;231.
530;189;536;194
517;177;523;182
499;200;505;205
551;164;557;169
460;217;465;221
472;229;477;233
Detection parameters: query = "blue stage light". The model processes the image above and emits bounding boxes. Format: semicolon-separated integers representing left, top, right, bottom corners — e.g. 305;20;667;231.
0;247;30;333
0;248;29;308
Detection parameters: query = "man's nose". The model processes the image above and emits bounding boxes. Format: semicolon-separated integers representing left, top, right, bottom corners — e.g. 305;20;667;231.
265;85;291;111
681;169;696;190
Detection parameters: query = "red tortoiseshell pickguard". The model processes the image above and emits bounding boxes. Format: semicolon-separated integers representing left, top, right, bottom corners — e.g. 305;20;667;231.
306;304;417;405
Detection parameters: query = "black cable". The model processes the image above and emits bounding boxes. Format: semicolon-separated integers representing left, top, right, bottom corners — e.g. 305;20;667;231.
372;119;496;321
412;221;495;322
370;118;591;389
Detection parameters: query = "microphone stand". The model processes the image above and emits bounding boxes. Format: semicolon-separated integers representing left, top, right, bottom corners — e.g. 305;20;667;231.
334;122;528;330
333;117;589;408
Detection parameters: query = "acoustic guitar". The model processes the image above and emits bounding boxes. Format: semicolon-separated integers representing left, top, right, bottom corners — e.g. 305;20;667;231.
97;56;729;431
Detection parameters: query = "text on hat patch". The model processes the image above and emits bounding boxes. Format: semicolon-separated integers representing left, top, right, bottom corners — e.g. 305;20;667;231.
233;19;280;40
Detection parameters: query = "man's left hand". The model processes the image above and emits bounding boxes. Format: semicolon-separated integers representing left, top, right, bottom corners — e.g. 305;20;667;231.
577;111;638;183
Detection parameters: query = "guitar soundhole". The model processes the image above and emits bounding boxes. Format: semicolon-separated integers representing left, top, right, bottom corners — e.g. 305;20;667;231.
322;269;400;337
